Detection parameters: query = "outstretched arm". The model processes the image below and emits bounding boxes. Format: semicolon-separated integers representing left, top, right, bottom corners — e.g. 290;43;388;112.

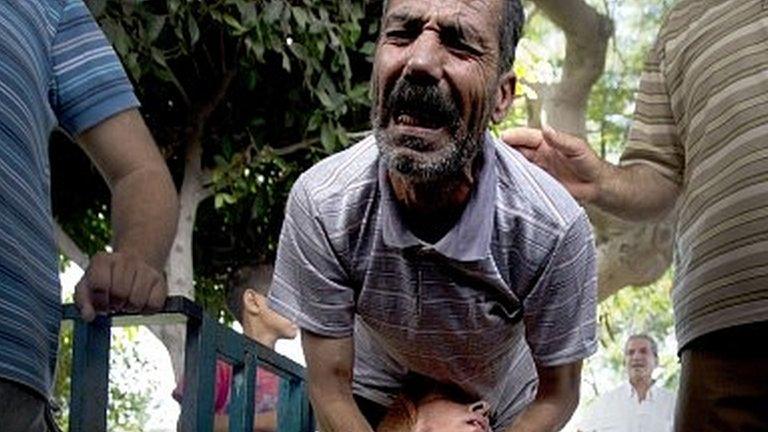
74;109;179;321
502;126;680;221
303;330;374;432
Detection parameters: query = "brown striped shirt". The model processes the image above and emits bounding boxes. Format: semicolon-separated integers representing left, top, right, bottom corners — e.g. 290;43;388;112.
621;0;768;349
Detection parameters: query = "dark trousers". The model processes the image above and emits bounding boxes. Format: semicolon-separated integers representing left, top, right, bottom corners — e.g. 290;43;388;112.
0;378;60;432
675;321;768;432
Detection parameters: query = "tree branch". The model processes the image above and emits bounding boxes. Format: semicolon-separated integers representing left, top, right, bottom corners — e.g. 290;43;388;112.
272;130;371;156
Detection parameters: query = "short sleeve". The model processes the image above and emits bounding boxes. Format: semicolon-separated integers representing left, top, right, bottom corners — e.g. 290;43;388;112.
620;37;684;185
268;174;356;338
522;212;598;366
49;0;139;136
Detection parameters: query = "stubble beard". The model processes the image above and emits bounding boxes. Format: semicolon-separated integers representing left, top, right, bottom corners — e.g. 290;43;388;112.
371;79;493;185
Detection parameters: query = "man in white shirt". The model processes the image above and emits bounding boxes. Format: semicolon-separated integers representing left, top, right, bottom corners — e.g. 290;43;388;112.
577;335;675;432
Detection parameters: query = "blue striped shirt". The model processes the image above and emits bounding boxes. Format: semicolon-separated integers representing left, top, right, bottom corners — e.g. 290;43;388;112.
0;0;138;398
270;134;598;429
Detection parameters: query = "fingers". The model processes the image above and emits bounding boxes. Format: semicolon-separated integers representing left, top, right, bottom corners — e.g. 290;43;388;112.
500;127;545;150
542;124;589;157
74;251;167;321
75;252;112;322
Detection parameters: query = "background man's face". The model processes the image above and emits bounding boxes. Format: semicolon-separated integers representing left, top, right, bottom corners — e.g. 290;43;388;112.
371;0;505;182
625;338;657;382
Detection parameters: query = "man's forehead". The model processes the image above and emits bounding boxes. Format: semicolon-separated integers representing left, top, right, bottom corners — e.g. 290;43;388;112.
625;338;652;351
383;0;501;26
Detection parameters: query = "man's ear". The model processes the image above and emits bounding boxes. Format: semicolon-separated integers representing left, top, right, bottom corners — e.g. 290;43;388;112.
243;289;262;316
492;71;516;123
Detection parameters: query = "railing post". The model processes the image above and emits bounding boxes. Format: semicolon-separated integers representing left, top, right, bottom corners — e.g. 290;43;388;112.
229;352;257;431
179;312;217;432
68;315;111;432
277;377;314;432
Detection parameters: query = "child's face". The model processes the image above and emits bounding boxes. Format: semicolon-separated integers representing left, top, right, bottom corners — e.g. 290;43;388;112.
260;295;298;339
413;397;490;432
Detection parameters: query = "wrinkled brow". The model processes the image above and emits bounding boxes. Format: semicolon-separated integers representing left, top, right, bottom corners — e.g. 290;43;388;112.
382;9;486;47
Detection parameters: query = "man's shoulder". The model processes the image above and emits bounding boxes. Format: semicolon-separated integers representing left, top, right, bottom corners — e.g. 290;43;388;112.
492;137;586;232
653;383;676;401
293;135;379;210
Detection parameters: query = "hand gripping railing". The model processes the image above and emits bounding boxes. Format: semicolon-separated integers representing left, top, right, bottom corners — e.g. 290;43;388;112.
61;296;315;432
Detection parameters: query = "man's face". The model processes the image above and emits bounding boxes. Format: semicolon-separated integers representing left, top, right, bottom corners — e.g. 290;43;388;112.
625;338;657;382
371;0;512;182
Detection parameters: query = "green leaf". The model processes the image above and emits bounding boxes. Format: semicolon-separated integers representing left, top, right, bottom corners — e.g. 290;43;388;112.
146;14;167;43
264;0;284;23
320;122;334;151
281;51;291;72
187;16;200;46
315;88;332;109
292;6;308;30
223;14;246;34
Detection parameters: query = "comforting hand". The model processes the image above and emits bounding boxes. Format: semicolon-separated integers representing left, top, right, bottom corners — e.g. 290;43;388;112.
501;126;606;203
74;251;167;321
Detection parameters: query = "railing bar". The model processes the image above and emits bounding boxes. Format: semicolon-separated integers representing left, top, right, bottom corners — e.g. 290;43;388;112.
63;296;314;431
229;352;257;432
68;316;111;432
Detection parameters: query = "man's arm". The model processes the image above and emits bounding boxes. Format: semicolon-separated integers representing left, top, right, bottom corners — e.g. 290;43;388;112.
506;361;582;432
501;126;680;221
73;109;179;320
302;330;374;432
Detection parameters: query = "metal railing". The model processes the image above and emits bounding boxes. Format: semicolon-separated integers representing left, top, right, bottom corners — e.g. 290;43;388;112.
61;296;315;431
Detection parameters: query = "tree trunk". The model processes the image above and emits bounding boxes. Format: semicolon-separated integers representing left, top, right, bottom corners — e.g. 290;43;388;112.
531;0;675;301
152;132;212;381
55;221;89;270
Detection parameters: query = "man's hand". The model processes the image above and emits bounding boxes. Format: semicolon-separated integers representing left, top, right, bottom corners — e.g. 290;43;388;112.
501;126;607;203
502;126;681;221
75;251;167;321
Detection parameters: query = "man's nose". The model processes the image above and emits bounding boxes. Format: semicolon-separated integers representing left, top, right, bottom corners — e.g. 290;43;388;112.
403;30;444;83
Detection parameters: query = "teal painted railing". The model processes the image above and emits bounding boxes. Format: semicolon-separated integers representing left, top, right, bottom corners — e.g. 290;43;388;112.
61;296;314;431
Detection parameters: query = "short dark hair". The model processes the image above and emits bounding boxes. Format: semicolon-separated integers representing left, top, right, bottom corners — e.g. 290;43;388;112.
380;0;525;73
626;334;659;358
225;264;274;322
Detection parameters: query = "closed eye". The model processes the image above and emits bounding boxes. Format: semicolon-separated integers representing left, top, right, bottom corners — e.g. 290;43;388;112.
441;26;483;56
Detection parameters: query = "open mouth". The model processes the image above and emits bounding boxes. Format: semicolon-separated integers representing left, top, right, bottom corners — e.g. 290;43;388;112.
392;107;448;131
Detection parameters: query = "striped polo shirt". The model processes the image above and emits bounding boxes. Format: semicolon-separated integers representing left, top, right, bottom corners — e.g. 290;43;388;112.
270;134;597;429
621;0;768;349
0;1;138;398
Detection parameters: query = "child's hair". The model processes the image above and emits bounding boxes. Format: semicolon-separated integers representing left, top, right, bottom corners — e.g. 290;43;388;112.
376;395;417;432
225;264;274;322
376;378;480;432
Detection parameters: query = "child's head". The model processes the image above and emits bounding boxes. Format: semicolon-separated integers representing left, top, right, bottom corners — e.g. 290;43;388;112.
377;380;491;432
226;265;298;345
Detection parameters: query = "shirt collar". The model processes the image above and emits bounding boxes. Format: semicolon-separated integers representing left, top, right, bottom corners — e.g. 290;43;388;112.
378;131;497;261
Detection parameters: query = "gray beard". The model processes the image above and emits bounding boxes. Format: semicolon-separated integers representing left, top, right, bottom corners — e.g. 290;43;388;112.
373;125;485;184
